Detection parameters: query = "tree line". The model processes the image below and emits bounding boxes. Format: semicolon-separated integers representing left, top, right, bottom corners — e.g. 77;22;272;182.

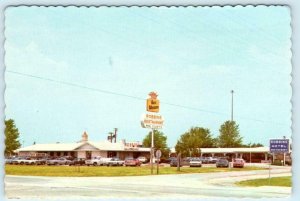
142;120;263;158
5;119;263;159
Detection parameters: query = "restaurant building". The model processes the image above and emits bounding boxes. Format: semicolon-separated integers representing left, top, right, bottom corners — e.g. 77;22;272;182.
16;132;151;160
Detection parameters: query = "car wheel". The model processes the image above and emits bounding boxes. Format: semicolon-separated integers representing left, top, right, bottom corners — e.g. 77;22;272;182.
93;162;97;166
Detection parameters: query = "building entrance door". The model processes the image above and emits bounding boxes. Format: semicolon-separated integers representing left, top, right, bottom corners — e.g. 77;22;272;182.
86;151;92;159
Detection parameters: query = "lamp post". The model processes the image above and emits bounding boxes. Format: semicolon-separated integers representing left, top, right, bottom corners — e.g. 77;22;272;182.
231;90;234;121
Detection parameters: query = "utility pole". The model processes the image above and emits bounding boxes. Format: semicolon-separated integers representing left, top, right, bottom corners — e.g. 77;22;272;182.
114;128;118;143
231;90;234;121
108;132;113;143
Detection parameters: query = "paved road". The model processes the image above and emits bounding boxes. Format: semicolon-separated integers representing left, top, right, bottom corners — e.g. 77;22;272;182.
5;166;291;199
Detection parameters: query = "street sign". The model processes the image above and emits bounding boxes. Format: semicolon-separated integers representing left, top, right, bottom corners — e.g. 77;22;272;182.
141;113;164;129
146;92;159;113
155;150;162;158
270;139;289;153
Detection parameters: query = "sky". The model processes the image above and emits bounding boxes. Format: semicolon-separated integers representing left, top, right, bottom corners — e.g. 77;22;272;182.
4;6;292;147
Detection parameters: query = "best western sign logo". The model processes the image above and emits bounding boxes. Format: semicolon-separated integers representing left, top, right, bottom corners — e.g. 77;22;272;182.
146;91;160;113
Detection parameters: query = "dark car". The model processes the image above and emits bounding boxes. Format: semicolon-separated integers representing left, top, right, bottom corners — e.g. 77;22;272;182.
36;158;49;165
170;159;182;167
199;157;209;164
216;159;229;168
170;158;190;167
70;158;86;166
167;157;177;163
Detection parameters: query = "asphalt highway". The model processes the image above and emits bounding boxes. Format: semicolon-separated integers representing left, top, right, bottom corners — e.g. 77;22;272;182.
5;166;291;199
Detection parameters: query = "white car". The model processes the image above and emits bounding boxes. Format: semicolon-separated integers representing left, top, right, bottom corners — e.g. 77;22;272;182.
85;157;111;166
105;158;124;166
137;156;147;163
189;158;202;167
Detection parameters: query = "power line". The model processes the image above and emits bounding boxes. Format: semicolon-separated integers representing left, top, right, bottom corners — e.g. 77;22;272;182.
7;70;289;126
6;70;145;101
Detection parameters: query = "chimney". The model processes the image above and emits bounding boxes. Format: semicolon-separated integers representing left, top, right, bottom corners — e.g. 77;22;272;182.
81;131;88;142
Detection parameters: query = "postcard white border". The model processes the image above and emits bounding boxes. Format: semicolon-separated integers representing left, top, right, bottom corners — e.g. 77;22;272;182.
0;1;298;201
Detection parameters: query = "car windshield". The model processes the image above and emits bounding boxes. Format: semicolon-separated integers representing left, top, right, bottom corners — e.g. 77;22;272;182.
219;159;227;162
235;159;243;162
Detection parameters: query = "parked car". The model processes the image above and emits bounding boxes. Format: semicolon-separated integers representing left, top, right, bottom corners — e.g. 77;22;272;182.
11;157;27;165
216;158;229;168
106;157;125;166
167;157;177;163
233;158;245;168
199;157;209;164
125;157;141;166
46;157;72;165
85;156;105;166
5;157;14;164
189;158;202;167
70;158;86;166
35;158;49;165
24;157;38;165
207;157;218;164
170;159;182;167
137;156;148;163
170;158;190;167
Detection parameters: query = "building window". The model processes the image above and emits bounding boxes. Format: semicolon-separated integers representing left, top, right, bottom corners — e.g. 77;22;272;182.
107;151;117;158
64;152;68;156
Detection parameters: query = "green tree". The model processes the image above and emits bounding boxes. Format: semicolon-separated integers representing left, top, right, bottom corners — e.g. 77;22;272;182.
142;130;170;158
242;142;264;147
175;127;215;157
5;119;21;156
217;120;243;147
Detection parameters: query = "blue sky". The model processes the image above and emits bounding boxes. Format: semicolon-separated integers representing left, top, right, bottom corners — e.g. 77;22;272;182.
4;6;291;147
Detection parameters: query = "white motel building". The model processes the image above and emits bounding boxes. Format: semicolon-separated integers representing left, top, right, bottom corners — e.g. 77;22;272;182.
16;132;151;160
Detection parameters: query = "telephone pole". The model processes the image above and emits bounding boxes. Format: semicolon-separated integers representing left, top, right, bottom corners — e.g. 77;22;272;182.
114;128;118;143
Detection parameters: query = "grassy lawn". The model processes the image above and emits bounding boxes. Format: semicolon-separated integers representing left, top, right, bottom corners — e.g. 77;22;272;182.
236;176;291;187
5;165;264;177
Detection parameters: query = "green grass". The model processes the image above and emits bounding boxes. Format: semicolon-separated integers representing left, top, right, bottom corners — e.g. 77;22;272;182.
5;165;264;177
236;176;291;187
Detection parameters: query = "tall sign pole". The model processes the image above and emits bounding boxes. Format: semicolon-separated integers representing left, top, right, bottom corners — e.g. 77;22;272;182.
151;128;154;174
269;138;290;185
141;91;164;175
